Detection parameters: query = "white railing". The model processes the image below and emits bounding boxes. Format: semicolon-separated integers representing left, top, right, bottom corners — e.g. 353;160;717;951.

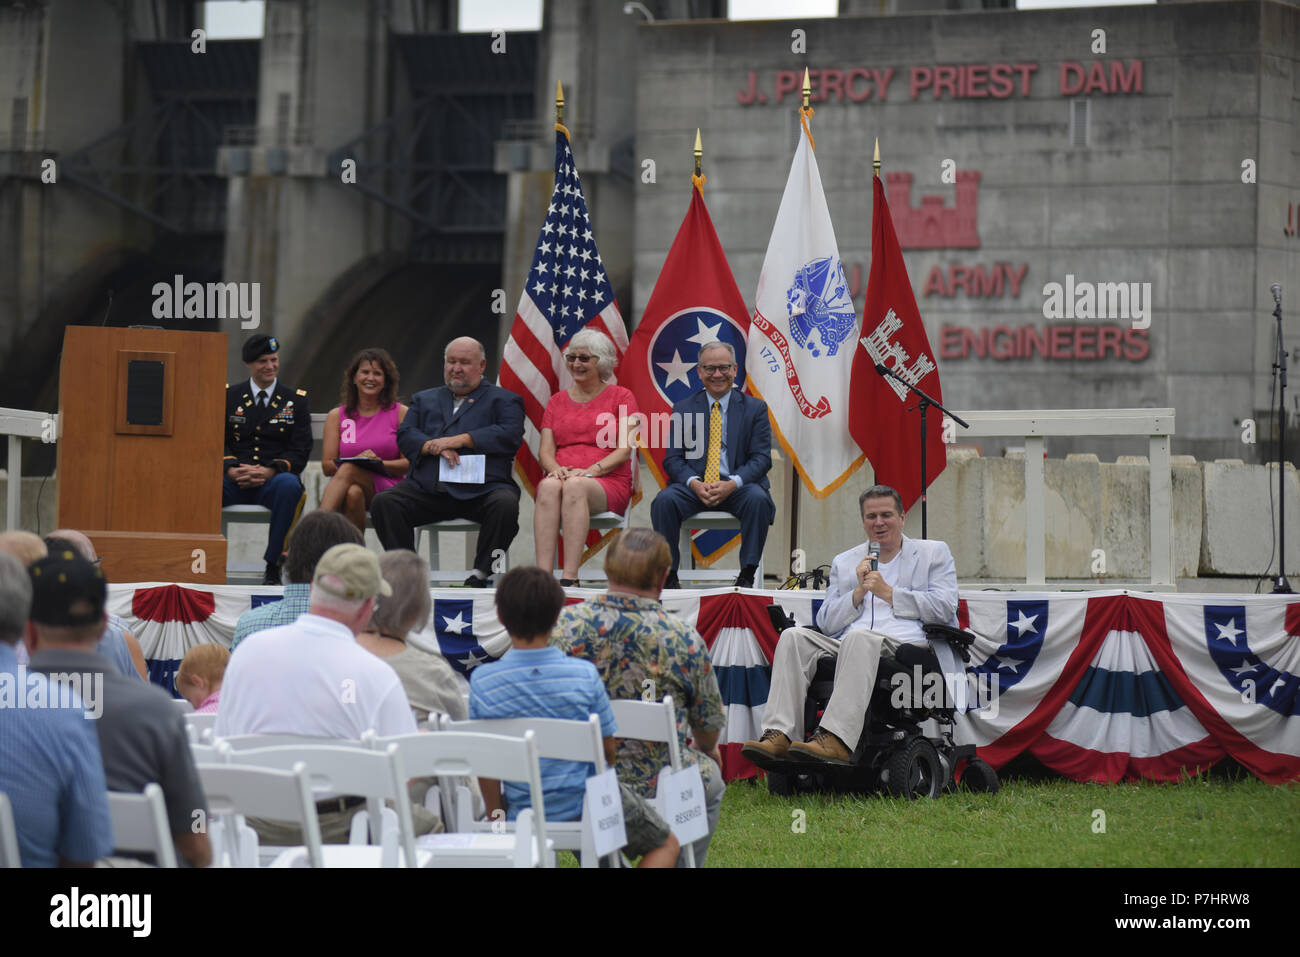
948;408;1176;589
1;408;56;531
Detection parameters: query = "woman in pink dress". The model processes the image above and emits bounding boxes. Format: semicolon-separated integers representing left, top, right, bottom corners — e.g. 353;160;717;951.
535;329;638;586
320;348;409;532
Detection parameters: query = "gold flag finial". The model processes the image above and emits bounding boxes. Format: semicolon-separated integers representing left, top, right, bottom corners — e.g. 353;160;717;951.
873;137;881;178
693;128;703;177
801;68;811;110
555;79;565;125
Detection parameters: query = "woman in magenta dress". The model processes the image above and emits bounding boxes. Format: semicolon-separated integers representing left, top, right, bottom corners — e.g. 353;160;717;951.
320;348;409;532
535;329;638;586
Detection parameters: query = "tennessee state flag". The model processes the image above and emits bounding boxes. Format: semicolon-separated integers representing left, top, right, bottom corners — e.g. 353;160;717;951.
849;173;946;510
622;178;752;566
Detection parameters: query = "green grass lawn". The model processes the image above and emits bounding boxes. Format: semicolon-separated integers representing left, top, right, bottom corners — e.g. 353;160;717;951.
704;774;1300;868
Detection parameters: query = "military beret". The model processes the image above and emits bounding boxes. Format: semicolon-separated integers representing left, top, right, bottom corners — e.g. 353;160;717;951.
242;334;279;363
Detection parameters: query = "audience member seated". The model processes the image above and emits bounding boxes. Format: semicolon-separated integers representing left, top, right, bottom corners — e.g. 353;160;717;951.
355;549;466;724
554;528;727;867
469;566;679;867
26;552;211;868
0;552;113;868
534;329;639;586
0;531;46;666
176;644;229;713
45;529;147;679
319;348;410;533
370;337;525;587
230;510;362;651
216;544;418;843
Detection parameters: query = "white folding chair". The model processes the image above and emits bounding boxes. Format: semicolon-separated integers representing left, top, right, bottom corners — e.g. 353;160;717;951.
107;783;179;868
0;792;20;868
440;714;618;867
372;730;552;867
184;712;218;737
172;697;195;713
609;696;697;867
198;762;324;867
214;733;356;751
678;511;765;586
189;741;223;763
230;743;426;868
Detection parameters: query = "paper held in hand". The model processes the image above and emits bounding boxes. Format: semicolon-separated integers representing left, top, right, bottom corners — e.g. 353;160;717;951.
439;453;486;484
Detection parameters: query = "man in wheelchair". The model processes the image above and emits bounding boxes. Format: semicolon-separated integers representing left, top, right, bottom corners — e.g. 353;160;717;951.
743;485;959;767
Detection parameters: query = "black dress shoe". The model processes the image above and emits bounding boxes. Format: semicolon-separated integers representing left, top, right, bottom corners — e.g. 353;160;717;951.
734;565;758;589
463;574;492;588
262;562;283;586
559;578;580;588
663;571;681;590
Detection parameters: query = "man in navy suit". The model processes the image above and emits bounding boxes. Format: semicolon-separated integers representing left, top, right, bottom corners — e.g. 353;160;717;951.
651;341;775;589
371;337;524;587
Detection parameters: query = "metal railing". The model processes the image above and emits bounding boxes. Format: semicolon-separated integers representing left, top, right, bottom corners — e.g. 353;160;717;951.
949;408;1176;588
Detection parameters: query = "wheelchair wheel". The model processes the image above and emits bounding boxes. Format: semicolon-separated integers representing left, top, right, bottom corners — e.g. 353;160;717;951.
960;757;1000;794
767;770;794;796
881;738;943;799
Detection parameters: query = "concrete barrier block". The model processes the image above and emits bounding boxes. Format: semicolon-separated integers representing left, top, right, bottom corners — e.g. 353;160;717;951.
1199;461;1300;575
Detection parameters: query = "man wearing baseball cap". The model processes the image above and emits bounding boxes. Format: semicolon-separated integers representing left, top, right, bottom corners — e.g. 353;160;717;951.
215;543;418;842
26;550;212;867
224;333;313;585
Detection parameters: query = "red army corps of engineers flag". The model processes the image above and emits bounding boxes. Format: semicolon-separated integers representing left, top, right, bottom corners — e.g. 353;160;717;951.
849;173;947;510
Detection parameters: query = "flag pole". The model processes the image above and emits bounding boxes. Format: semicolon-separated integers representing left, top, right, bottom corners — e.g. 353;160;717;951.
555;78;565;128
786;70;814;585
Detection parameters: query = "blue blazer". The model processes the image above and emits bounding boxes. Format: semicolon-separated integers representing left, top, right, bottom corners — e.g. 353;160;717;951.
663;388;772;492
397;382;525;500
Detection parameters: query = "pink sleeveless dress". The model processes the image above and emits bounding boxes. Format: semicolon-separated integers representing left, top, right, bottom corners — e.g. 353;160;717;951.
338;404;403;493
541;385;639;516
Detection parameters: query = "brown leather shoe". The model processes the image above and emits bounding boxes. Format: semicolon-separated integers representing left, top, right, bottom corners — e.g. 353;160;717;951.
741;729;791;765
787;727;853;765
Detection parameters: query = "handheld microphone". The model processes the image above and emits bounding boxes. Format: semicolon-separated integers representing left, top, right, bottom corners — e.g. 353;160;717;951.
868;540;880;571
1272;283;1282;307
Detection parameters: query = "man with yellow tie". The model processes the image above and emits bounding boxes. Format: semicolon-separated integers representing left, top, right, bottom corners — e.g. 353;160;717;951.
651;342;776;589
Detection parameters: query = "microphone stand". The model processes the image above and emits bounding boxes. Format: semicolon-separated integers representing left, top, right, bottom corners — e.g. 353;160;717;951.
1271;288;1293;593
873;362;969;538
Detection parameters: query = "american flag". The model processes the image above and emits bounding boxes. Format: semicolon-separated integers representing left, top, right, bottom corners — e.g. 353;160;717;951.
499;125;630;493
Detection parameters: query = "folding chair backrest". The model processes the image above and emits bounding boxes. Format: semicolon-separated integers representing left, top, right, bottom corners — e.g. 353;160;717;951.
608;696;696;868
216;733;359;751
0;792;20;868
440;715;606;771
609;696;684;770
230;743;416;866
374;730;548;865
184;712;218;736
197;762;324;867
107;783;179;868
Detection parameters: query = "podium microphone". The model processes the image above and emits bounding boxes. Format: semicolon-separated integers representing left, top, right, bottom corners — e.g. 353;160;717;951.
869;540;880;571
1272;283;1282;306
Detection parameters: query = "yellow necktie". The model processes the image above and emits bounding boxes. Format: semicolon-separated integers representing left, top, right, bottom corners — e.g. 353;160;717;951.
704;400;722;483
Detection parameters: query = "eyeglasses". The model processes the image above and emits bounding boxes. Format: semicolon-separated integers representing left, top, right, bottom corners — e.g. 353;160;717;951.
564;354;596;364
700;364;735;375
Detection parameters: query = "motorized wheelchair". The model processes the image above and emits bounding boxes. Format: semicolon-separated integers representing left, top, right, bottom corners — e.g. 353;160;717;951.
753;606;1000;799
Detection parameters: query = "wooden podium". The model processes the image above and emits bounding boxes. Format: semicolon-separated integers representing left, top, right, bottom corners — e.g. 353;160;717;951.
57;327;227;584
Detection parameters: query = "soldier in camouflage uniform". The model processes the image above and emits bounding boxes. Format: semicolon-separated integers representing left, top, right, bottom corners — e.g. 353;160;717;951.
224;334;312;585
552;528;727;867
